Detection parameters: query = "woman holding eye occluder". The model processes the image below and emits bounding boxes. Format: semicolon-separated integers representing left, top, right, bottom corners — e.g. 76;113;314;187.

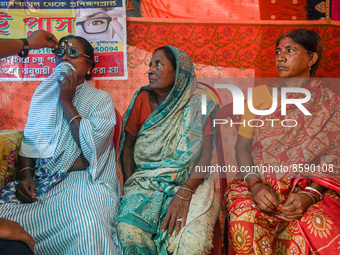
0;35;122;255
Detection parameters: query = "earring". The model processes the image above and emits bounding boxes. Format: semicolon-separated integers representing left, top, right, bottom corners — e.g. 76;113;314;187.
87;70;91;75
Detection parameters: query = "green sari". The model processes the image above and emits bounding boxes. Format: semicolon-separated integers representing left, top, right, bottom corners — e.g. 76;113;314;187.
117;46;219;254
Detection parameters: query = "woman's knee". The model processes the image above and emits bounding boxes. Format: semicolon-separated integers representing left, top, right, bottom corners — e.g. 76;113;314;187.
117;222;157;254
173;220;215;255
117;222;130;241
179;230;214;254
117;222;154;246
0;240;33;255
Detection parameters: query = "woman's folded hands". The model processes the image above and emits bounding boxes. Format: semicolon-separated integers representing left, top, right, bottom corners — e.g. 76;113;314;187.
250;182;315;221
250;182;280;214
278;193;314;221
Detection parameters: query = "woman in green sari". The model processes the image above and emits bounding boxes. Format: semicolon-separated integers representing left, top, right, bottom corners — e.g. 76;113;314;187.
117;46;220;254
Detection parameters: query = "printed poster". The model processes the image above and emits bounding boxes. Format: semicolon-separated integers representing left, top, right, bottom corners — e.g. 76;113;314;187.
0;0;127;80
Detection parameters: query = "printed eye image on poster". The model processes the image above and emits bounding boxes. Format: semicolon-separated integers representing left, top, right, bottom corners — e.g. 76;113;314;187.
0;0;127;80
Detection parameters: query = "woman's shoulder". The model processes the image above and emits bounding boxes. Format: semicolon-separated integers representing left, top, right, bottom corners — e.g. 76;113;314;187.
250;84;272;105
317;82;340;106
130;89;148;107
254;84;272;93
129;87;149;103
318;82;340;99
190;94;213;105
136;90;148;99
125;89;150;117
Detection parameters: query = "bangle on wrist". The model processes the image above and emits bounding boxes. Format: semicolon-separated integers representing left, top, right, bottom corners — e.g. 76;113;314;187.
308;191;320;202
248;180;262;190
305;190;321;202
183;183;196;192
18;167;34;177
174;193;191;201
299;191;316;204
243;172;260;185
180;186;195;193
18;38;29;58
69;115;81;126
305;186;322;200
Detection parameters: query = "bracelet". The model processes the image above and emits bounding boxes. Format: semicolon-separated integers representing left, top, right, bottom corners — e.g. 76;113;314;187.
180;186;195;193
305;187;323;200
18;38;29;58
69;115;81;126
18;167;34;177
174;193;191;201
305;189;321;202
299;191;316;204
306;191;320;202
183;183;196;192
243;172;260;185
248;180;262;189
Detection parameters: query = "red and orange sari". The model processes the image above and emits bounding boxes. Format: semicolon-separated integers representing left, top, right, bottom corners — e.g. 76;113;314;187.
227;80;340;255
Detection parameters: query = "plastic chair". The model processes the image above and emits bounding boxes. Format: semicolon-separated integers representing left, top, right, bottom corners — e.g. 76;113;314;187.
215;102;243;255
113;108;122;159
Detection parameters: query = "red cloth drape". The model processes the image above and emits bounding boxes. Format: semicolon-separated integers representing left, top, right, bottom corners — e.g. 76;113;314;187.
1;20;340;130
259;0;307;20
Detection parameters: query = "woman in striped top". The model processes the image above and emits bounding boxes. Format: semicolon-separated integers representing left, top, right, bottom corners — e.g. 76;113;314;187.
0;35;122;254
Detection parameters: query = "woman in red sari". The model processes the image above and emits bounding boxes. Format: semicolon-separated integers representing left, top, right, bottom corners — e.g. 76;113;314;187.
227;29;340;255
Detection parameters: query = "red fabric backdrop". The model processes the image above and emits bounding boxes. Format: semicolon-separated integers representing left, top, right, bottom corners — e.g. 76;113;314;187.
1;19;339;245
1;19;340;130
259;0;308;20
127;19;340;78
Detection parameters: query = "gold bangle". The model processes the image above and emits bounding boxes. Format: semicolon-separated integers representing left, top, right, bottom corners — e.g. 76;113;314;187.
305;190;320;202
18;167;34;177
69;115;81;126
180;186;195;193
174;193;191;201
299;191;315;204
183;183;196;192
